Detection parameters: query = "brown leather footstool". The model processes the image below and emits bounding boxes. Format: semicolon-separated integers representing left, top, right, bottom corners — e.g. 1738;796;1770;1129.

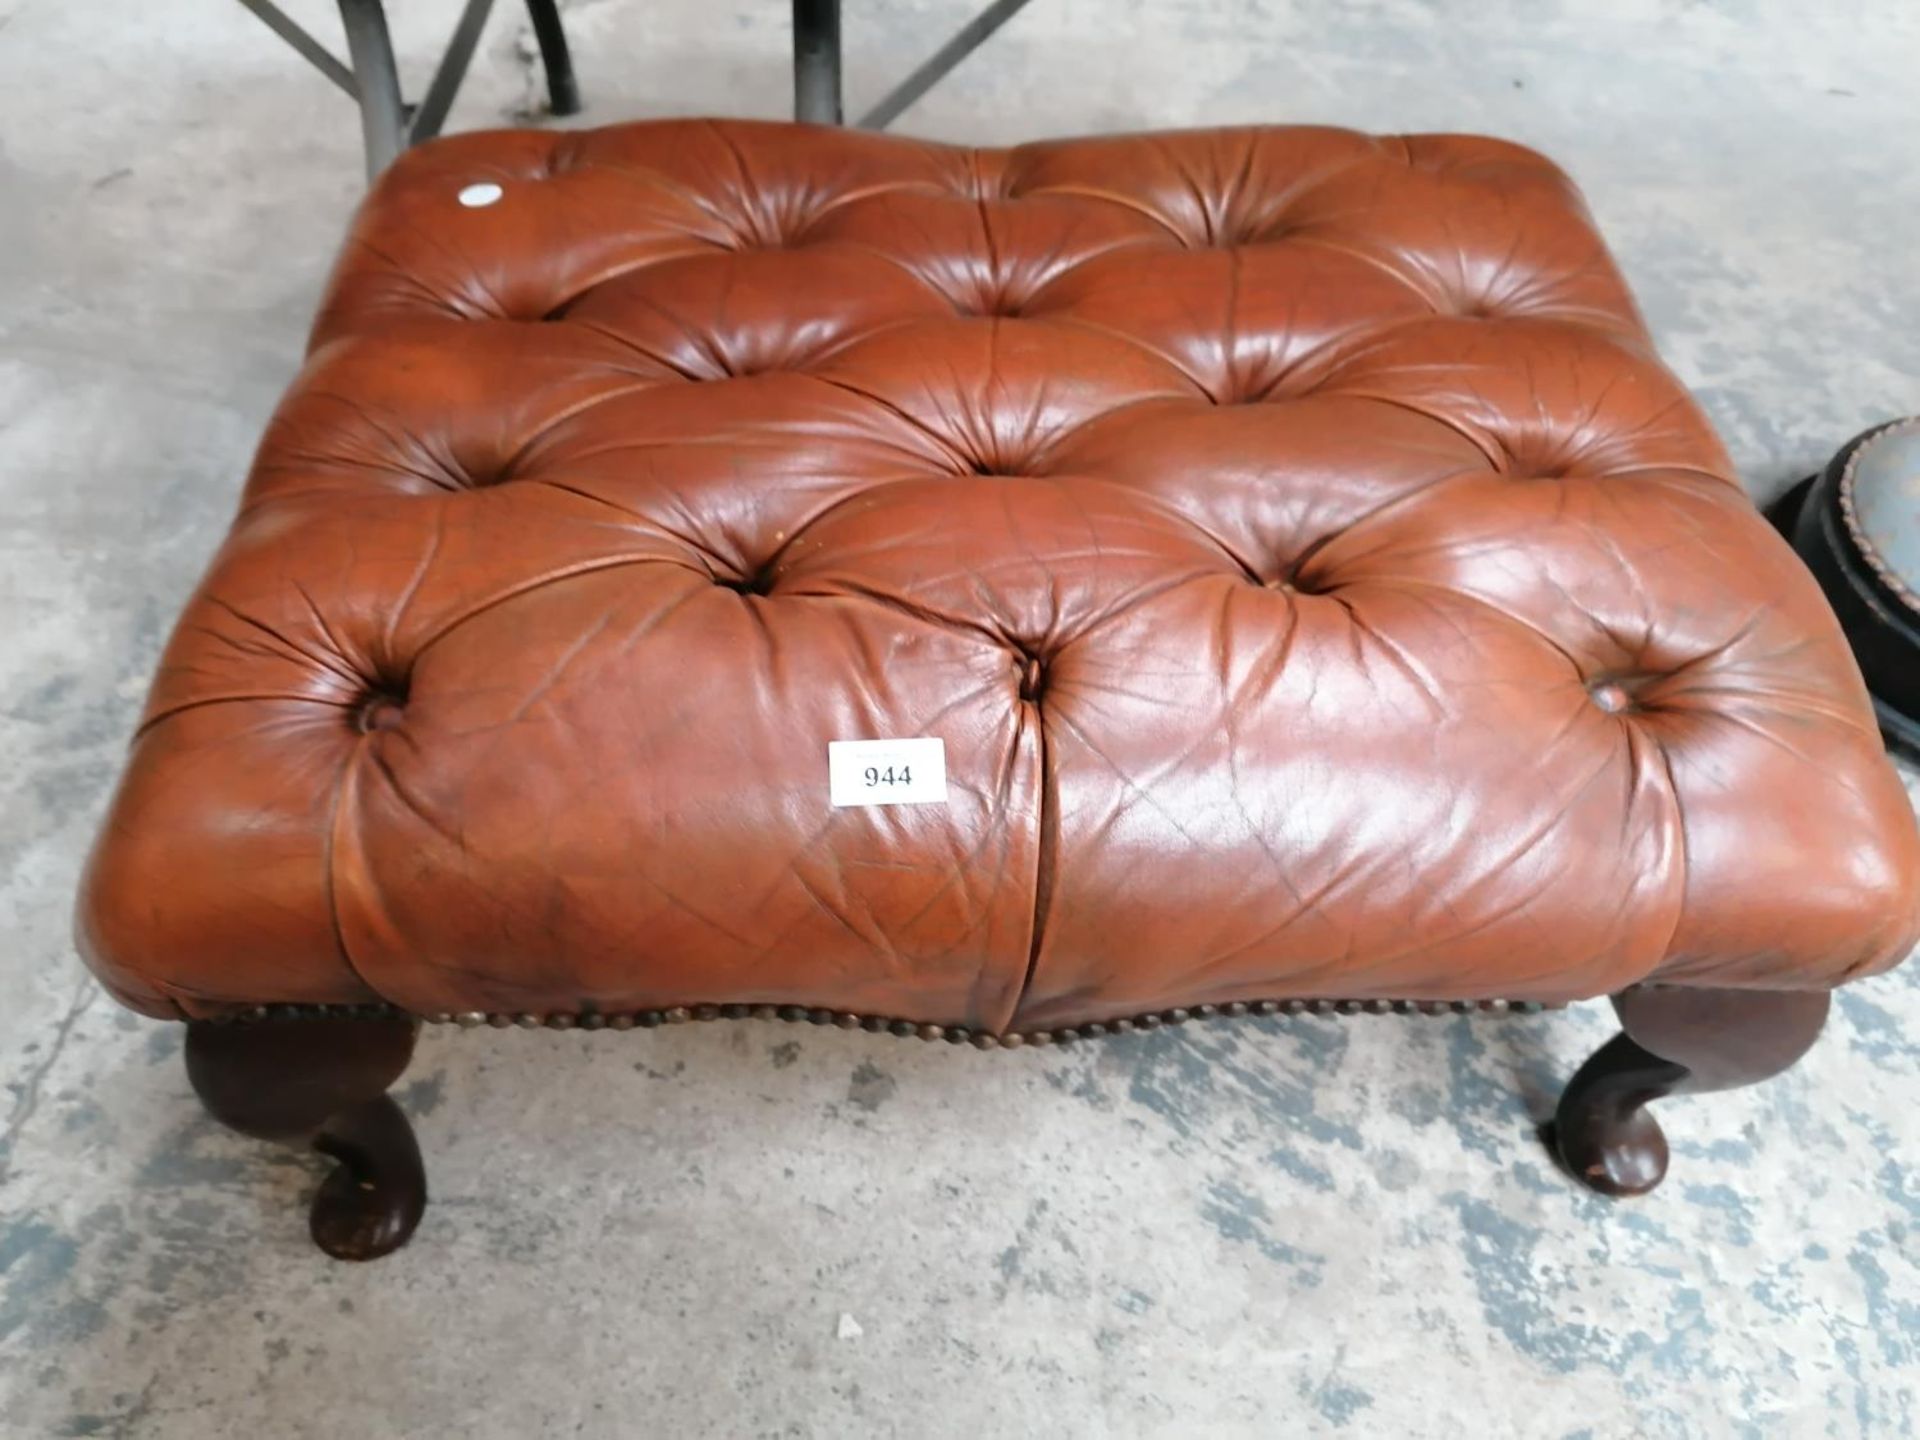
77;121;1920;1258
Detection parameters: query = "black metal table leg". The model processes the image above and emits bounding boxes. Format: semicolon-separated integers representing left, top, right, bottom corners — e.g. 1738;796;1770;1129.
408;0;499;144
859;0;1034;129
336;0;407;179
245;0;1042;170
409;0;497;144
236;0;361;97
526;0;582;115
793;0;843;124
241;0;583;180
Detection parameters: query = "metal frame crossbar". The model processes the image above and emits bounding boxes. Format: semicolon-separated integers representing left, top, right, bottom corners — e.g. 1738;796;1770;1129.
235;0;1036;178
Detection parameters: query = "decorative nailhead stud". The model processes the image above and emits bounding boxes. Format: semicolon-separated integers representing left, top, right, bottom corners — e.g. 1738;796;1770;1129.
211;995;1560;1043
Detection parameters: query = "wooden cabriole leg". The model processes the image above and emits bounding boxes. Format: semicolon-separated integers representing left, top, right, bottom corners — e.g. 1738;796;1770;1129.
1553;986;1830;1196
184;1013;426;1260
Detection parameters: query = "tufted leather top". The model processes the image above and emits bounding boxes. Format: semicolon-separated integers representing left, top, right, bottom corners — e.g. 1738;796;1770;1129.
77;120;1920;1028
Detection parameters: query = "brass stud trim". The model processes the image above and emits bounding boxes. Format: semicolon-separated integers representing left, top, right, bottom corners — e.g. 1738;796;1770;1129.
201;996;1563;1037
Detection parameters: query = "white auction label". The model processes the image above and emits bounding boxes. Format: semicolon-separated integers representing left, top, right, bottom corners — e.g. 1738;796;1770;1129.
828;737;948;808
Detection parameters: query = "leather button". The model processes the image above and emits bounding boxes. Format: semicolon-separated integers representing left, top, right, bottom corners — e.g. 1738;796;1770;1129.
357;694;408;733
1588;680;1636;715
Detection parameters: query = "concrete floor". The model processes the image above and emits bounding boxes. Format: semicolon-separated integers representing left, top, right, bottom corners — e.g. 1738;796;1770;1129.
3;1;1919;1435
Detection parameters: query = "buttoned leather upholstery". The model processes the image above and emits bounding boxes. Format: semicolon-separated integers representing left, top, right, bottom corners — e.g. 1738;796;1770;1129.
77;120;1920;1028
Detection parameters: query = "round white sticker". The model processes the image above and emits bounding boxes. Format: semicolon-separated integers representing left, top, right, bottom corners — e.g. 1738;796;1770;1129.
458;182;504;208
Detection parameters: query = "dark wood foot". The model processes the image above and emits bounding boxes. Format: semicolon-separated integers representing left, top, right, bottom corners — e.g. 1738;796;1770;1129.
184;1014;426;1260
1553;986;1829;1196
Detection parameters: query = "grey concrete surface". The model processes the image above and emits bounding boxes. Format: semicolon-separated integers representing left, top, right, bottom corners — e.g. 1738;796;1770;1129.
3;1;1918;1436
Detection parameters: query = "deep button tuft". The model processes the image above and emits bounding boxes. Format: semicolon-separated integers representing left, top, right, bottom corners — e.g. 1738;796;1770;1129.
540;137;583;178
1266;561;1323;595
1494;442;1576;483
1215;382;1271;407
463;459;516;488
356;688;409;734
1017;653;1047;703
1218;371;1329;406
1587;677;1650;715
729;213;824;253
969;455;1034;478
954;288;1032;319
714;565;772;596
